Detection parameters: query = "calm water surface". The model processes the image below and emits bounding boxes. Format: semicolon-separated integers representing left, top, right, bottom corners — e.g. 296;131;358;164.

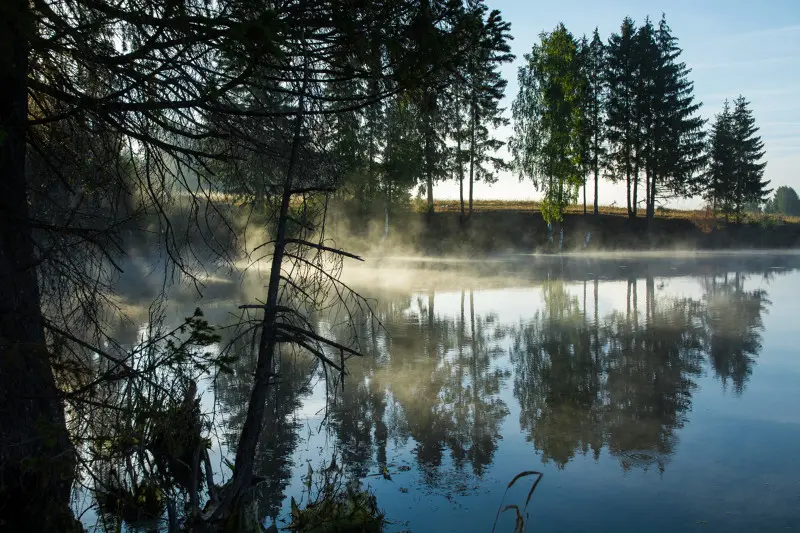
96;253;800;532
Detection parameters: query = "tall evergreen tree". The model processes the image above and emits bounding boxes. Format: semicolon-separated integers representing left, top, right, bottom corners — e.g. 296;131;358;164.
464;1;514;218
412;0;466;217
647;15;706;220
704;100;735;213
705;96;769;221
511;23;584;224
382;94;424;234
634;18;659;220
730;95;770;220
578;29;608;216
605;17;639;218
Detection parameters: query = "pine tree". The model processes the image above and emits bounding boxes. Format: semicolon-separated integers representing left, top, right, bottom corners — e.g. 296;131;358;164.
634;18;659;220
382;95;424;234
579;29;608;216
464;2;514;218
705;100;735;214
605;17;639;218
648;15;706;219
706;96;769;221
446;0;513;220
730;95;770;221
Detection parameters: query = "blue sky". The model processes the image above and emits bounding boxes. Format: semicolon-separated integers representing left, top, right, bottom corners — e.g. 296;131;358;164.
434;0;800;209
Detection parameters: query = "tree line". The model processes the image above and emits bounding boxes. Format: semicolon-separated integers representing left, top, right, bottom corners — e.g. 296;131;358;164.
510;16;771;223
319;0;515;229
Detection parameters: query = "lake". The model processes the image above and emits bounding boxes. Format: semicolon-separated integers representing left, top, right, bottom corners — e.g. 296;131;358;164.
84;252;800;532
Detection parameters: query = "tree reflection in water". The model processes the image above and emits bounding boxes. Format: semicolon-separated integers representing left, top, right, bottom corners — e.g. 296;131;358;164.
510;271;768;473
211;261;780;525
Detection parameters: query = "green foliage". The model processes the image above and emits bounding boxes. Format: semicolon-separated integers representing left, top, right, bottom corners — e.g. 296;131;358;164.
765;186;800;216
706;96;770;221
511;23;584;223
577;28;607;215
604;15;705;219
649;16;707;209
604;16;638;214
450;0;514;216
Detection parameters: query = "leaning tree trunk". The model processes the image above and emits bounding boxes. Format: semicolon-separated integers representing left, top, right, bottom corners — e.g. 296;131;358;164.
0;1;79;529
212;65;310;523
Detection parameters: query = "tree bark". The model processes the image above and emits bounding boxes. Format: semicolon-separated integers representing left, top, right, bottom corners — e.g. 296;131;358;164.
457;133;464;221
455;90;465;221
425;89;435;219
626;164;632;218
593;160;599;216
0;1;78;529
631;163;639;219
583;175;587;215
649;169;657;221
468;100;476;218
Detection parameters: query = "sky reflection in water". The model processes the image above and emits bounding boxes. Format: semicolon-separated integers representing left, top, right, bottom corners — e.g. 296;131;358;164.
206;254;800;532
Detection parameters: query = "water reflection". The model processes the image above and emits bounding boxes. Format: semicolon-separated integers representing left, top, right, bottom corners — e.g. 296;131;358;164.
215;337;318;522
701;273;769;394
315;260;784;494
325;289;510;487
173;256;795;529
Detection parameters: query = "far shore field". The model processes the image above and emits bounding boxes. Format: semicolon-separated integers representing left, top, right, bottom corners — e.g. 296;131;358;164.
335;199;800;256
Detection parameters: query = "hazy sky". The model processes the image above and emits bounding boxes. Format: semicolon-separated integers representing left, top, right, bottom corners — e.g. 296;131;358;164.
434;0;800;209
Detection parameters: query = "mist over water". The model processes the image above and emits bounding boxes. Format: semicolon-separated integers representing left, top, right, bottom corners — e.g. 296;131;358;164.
84;252;800;532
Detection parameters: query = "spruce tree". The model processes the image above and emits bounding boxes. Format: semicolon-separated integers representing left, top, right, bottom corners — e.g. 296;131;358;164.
465;2;514;218
382;95;424;233
635;18;659;220
730;95;770;220
705;96;769;221
704;100;736;214
581;29;608;216
605;17;639;218
649;14;706;219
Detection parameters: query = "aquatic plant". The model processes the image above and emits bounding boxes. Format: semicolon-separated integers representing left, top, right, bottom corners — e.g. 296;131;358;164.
491;471;544;533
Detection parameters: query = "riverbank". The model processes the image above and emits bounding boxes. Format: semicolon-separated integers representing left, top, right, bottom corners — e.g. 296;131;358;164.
335;203;800;256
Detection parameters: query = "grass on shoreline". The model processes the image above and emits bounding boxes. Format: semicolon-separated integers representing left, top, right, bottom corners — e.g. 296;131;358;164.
426;199;800;224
